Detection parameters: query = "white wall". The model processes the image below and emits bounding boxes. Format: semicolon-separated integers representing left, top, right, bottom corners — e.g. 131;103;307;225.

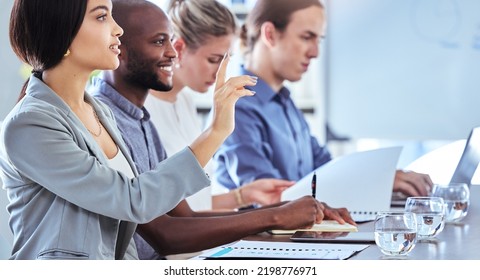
325;0;480;141
0;0;23;122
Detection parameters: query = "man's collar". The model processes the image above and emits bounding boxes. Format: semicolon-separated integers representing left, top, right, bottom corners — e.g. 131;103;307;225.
90;76;149;121
240;65;290;104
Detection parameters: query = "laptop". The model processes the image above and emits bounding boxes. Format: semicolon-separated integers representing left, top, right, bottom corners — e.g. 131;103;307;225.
392;126;480;207
281;147;402;222
449;127;480;186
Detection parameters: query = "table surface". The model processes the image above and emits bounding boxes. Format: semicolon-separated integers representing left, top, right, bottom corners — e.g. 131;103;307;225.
245;186;480;260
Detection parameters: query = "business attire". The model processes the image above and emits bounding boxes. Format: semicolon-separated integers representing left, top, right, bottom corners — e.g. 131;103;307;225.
214;66;332;190
145;90;201;157
0;76;210;259
145;90;213;211
92;77;209;259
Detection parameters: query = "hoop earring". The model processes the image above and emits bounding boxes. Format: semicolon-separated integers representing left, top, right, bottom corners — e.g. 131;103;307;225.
64;49;70;57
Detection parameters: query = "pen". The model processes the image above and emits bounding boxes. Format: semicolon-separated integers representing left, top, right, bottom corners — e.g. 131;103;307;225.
311;172;316;199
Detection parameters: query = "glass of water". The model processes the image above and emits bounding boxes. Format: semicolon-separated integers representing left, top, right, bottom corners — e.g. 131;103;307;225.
405;196;446;240
374;211;417;256
431;183;469;223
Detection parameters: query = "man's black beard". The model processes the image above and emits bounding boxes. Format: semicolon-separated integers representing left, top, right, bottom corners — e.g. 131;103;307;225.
124;49;173;92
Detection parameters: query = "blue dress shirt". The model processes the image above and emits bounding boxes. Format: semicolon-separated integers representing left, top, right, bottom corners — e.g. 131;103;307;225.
214;67;332;190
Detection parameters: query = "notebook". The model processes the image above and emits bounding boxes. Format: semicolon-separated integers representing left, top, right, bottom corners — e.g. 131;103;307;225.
269;220;358;235
281;147;402;222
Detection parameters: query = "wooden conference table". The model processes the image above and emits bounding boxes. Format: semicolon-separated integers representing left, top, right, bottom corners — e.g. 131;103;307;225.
245;186;480;260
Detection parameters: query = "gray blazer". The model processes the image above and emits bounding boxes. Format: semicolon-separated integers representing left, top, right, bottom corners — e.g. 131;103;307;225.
0;76;210;259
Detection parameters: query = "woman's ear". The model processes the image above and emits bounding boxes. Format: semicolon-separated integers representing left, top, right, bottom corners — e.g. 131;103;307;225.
260;21;277;48
173;37;186;63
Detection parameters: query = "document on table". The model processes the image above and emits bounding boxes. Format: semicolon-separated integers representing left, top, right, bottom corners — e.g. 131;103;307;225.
281;147;402;222
200;240;369;260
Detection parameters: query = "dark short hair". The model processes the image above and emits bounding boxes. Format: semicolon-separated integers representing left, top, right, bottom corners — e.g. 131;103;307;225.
9;0;88;74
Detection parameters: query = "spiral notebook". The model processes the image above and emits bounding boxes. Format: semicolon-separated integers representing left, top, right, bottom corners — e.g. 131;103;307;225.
281;147;402;222
200;240;369;260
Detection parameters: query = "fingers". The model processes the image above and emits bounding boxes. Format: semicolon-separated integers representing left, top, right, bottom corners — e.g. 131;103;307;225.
323;207;345;225
270;179;296;189
410;172;432;196
423;173;434;193
236;88;256;98
214;52;230;92
426;176;434;186
394;170;433;196
320;202;357;226
314;204;325;224
339;209;357;226
394;180;420;197
311;199;324;224
214;52;258;96
215;75;257;102
227;75;258;91
292;196;324;225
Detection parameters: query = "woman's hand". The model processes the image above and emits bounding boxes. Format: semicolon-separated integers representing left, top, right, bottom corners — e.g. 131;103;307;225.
209;52;257;137
189;53;257;167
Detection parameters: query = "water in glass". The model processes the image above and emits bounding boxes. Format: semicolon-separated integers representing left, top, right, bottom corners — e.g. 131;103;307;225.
431;183;469;222
374;212;417;256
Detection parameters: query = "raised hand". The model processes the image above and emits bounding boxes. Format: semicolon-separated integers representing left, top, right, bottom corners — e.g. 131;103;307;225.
210;52;257;136
189;53;257;167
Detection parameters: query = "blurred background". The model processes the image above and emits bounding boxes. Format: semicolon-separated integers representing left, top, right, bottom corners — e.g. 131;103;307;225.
2;0;479;168
1;0;478;260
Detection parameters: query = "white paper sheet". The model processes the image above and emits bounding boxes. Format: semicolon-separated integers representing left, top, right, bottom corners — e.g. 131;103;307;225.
281;147;402;222
200;240;369;260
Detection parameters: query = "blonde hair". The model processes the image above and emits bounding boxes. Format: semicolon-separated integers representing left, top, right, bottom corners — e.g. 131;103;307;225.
168;0;237;50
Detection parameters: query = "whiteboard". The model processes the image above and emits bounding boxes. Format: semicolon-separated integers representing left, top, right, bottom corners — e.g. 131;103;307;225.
325;0;480;140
